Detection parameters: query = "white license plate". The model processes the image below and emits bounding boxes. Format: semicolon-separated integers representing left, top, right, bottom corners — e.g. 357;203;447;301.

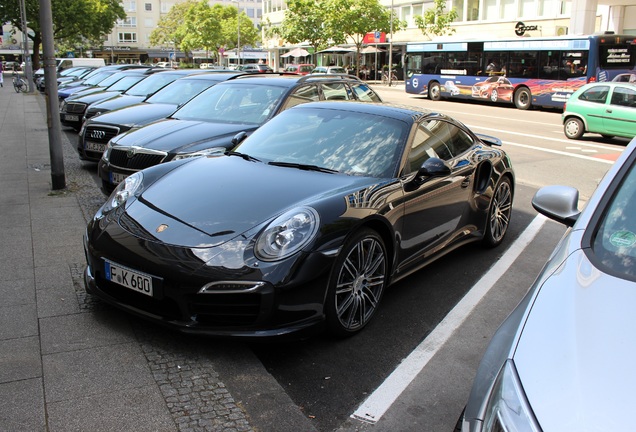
105;259;154;297
109;171;128;185
85;141;106;152
64;114;80;122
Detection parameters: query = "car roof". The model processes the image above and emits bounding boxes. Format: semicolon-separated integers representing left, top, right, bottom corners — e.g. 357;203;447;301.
216;72;366;88
289;101;437;123
178;72;245;81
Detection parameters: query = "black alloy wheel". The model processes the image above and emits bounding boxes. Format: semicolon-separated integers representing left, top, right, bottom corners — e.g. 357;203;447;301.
483;177;512;248
325;229;388;337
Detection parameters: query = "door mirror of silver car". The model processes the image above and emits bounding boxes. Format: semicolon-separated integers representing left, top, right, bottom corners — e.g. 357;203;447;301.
532;185;581;227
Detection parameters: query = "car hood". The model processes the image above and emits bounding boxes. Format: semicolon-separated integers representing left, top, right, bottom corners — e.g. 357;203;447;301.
89;94;146;112
112;118;257;153
513;247;636;431
70;90;121;105
60;85;91;97
90;103;177;127
123;156;376;248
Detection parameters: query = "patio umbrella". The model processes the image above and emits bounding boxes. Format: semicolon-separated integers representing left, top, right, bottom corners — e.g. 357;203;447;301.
317;45;357;54
361;46;384;54
281;47;310;58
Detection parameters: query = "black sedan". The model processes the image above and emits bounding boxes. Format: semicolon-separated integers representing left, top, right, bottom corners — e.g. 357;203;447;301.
77;72;242;163
83;101;514;339
96;74;382;194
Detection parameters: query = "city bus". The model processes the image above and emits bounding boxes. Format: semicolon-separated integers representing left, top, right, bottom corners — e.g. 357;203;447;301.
405;33;636;110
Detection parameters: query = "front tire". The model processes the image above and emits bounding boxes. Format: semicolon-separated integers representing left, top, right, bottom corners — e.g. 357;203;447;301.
483;177;512;248
490;89;498;102
325;229;388;337
428;82;441;101
564;117;585;139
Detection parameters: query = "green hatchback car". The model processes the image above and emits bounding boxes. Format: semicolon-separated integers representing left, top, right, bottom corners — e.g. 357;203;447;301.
562;82;636;140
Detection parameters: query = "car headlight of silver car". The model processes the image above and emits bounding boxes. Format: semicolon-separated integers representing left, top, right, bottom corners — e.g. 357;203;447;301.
481;360;541;432
255;207;320;261
101;171;144;216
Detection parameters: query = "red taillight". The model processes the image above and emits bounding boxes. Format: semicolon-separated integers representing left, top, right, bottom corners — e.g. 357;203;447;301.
563;102;567;111
588;76;596;83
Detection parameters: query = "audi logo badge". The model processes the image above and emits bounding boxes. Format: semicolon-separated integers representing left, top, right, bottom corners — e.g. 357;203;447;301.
89;130;106;140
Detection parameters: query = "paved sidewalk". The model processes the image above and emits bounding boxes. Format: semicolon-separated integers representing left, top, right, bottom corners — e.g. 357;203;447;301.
0;80;317;432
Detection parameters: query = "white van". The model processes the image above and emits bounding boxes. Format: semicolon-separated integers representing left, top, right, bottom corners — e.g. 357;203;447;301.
56;58;105;72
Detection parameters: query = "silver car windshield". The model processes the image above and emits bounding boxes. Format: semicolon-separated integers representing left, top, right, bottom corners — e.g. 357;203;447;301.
593;161;636;277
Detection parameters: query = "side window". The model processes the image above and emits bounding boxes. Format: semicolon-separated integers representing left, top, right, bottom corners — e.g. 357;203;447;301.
610;86;636;107
321;82;351;100
407;119;474;173
579;86;610;104
281;85;320;110
351;83;382;102
446;123;474;156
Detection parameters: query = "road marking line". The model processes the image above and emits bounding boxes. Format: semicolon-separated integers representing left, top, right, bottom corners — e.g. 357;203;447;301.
350;215;548;424
500;140;617;164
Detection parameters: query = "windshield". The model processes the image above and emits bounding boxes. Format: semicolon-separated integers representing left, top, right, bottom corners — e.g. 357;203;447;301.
592;160;636;278
146;78;220;105
235;106;406;178
97;73;131;88
124;73;180;97
107;75;146;91
173;83;286;124
84;72;114;86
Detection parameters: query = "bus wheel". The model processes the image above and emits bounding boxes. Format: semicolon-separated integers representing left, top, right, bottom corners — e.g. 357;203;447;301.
514;88;531;110
564;117;584;139
490;90;498;102
428;82;441;101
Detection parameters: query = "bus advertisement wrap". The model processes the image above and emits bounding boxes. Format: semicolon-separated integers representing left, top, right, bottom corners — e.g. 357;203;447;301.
405;34;636;110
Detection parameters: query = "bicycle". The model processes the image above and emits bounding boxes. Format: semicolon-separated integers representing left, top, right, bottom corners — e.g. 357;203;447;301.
381;70;398;86
12;72;27;93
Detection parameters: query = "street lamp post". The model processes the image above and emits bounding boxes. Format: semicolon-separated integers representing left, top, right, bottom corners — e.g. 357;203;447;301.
232;0;241;67
388;0;394;86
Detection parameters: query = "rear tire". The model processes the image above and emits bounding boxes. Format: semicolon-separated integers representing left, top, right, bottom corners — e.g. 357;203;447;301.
490;89;498;102
483;177;512;248
564;117;584;139
428;82;441;101
513;88;531;110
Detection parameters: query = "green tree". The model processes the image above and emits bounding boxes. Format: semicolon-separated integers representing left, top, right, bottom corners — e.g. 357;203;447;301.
179;1;222;59
324;0;404;77
272;0;331;63
414;0;458;39
150;0;197;52
217;5;259;58
0;0;125;68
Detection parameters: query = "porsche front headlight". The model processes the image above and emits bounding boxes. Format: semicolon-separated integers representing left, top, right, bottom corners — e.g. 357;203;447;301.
101;171;144;215
255;207;319;261
482;360;541;432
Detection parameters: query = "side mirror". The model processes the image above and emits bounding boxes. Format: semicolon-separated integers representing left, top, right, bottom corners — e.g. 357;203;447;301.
532;185;580;227
418;157;451;178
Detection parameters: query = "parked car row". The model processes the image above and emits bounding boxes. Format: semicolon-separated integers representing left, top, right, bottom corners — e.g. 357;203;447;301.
46;60;636;431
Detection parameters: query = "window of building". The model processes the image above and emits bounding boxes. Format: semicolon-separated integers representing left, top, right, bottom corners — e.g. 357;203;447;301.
124;1;136;12
145;3;152;11
412;4;424;25
520;0;536;17
246;8;255;18
452;0;464;22
500;0;516;19
467;0;479;21
483;0;497;20
118;32;137;43
118;17;137;27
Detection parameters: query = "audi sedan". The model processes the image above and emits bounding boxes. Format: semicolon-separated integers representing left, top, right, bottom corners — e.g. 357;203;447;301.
461;136;636;431
83;101;514;339
77;72;242;162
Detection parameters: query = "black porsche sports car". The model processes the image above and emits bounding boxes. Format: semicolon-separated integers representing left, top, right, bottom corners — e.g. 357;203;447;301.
84;101;514;339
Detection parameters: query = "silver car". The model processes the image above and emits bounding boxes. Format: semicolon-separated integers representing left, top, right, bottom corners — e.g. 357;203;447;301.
461;136;636;431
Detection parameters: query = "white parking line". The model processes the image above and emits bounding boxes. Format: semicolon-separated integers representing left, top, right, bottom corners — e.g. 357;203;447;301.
350;215;548;424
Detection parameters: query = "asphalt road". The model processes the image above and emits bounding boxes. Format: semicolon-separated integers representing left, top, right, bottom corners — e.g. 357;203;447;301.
61;86;624;432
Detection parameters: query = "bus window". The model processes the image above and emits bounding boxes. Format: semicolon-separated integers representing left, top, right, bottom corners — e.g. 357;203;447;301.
562;51;588;77
508;51;538;78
